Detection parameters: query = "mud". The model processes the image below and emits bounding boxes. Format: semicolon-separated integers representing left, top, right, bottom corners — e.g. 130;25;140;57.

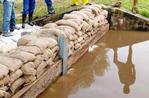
38;30;149;98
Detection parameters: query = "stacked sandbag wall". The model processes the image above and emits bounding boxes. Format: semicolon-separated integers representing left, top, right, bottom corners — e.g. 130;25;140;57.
0;4;109;98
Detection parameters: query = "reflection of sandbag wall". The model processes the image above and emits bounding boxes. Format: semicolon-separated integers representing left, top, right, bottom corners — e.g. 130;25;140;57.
0;4;109;98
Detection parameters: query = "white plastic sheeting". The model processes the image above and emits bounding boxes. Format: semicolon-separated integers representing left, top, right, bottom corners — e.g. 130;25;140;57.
0;24;41;53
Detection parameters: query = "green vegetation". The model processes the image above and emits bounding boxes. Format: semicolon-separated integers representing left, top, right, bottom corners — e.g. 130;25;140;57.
0;0;149;32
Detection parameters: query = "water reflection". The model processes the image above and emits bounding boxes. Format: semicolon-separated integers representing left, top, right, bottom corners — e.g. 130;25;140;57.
39;31;149;98
113;46;136;94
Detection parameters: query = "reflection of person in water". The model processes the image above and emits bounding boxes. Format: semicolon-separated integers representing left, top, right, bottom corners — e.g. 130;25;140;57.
114;46;136;94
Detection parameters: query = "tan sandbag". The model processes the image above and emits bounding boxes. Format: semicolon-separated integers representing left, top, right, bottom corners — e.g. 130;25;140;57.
0;86;8;91
51;46;59;53
9;50;36;63
34;55;43;69
66;19;83;26
36;61;47;75
37;28;66;38
17;35;37;46
84;5;101;16
9;69;23;85
80;10;94;19
0;64;9;80
0;76;10;86
18;46;42;55
74;43;81;50
82;21;92;32
24;75;36;86
56;25;76;34
43;49;53;61
77;37;83;43
27;37;58;50
71;11;90;21
42;23;57;29
75;31;83;37
0;90;11;98
56;20;81;31
100;10;108;18
63;14;84;20
10;78;25;93
0;55;22;72
21;62;36;75
46;58;54;66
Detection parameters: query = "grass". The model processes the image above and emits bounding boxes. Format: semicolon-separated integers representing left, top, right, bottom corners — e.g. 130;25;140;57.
0;0;149;32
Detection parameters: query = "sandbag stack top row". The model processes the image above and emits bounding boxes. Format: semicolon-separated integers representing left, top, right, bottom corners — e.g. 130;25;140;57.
0;4;109;98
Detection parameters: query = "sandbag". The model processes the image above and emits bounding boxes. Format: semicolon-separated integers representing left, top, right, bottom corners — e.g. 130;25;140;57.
24;75;36;86
46;58;54;66
71;11;90;21
34;55;43;69
56;20;81;31
0;55;22;72
0;64;9;80
10;78;25;93
18;46;42;55
21;62;36;75
75;31;83;37
51;46;59;53
63;14;84;20
0;76;10;86
74;43;81;50
36;61;47;75
9;50;36;63
9;69;23;85
0;90;11;98
42;23;57;29
27;37;58;50
17;35;37;46
43;49;53;61
56;26;76;34
82;21;92;32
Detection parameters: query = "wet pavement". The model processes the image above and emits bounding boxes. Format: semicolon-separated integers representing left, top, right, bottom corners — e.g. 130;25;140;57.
38;30;149;98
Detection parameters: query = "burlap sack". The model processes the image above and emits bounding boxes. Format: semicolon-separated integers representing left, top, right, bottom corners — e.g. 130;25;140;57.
10;78;25;93
82;21;92;32
63;14;83;20
27;37;58;50
0;90;11;98
75;31;83;37
18;46;42;55
77;37;83;43
17;35;37;46
84;5;101;16
42;23;57;29
74;43;81;50
9;50;36;63
0;64;9;80
67;19;83;26
56;25;76;34
46;58;54;66
51;46;59;53
21;62;36;75
9;69;23;85
43;49;53;61
34;55;43;69
36;61;47;75
0;55;22;72
23;75;36;86
56;20;81;31
0;76;10;86
71;11;90;21
80;10;94;19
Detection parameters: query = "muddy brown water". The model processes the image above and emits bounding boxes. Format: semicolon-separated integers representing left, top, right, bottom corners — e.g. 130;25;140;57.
38;30;149;98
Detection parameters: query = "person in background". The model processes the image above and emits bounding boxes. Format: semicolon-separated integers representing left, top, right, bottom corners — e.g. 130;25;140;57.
1;0;20;37
45;0;55;16
72;0;89;6
22;0;35;28
114;0;138;13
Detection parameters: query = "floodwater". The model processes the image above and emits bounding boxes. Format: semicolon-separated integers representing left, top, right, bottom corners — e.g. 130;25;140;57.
38;31;149;98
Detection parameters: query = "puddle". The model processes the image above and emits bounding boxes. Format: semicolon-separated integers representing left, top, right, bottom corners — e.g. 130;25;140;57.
38;30;149;98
